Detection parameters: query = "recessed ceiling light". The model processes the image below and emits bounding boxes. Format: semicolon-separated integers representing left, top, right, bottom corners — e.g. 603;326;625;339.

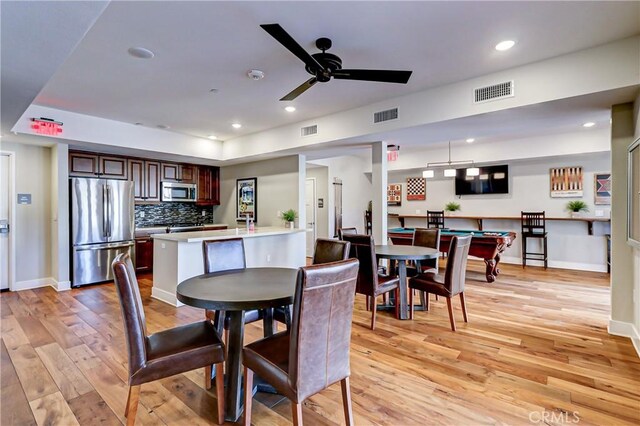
466;138;475;143
583;122;596;128
495;40;516;51
207;135;217;140
285;106;296;112
134;122;143;126
232;123;242;129
156;124;170;129
209;88;219;93
128;47;155;59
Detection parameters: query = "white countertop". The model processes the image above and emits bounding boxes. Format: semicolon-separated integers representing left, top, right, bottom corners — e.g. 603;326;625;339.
151;226;305;243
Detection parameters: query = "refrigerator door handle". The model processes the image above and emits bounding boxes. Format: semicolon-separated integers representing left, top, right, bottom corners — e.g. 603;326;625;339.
75;242;135;251
106;185;112;238
102;183;108;238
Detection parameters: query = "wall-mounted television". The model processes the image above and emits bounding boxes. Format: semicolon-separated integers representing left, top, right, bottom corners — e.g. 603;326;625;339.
455;164;509;195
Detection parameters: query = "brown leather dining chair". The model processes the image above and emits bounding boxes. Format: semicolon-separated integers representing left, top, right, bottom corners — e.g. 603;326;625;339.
242;259;360;426
342;234;400;330
274;238;352;331
408;235;471;331
312;238;351;264
111;254;225;425
338;227;358;240
408;228;441;275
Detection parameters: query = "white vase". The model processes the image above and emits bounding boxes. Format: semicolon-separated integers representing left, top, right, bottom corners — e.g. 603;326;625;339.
570;211;581;218
287;221;295;229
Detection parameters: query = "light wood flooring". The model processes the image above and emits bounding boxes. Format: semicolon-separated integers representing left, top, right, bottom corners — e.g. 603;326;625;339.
1;260;639;425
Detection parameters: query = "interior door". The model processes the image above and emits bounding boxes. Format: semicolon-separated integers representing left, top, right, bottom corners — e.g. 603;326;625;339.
305;178;316;257
0;154;10;290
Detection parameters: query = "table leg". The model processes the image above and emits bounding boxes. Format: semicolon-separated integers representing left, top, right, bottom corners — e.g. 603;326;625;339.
494;253;502;276
484;258;497;283
225;310;245;422
397;261;409;320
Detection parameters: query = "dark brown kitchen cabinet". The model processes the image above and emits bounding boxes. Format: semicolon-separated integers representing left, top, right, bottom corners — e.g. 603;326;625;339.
197;166;220;205
129;159;161;202
69;151;128;179
135;237;154;272
161;163;196;184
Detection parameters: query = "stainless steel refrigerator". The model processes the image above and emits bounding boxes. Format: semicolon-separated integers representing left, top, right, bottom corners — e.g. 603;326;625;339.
71;177;135;287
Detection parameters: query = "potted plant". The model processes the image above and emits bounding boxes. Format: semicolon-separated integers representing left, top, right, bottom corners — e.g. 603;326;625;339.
445;202;461;216
566;200;589;218
281;209;298;228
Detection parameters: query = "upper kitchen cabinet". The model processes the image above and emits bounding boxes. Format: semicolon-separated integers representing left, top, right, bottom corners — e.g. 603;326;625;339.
161;163;196;184
197;166;220;205
129;159;161;203
69;151;128;179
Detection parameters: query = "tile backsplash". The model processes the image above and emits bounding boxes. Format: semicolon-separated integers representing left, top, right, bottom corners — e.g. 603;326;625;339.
135;203;215;227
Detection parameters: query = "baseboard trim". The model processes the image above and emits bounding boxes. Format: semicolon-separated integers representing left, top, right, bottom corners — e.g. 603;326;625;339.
13;277;71;292
608;319;640;358
151;286;184;307
500;256;607;273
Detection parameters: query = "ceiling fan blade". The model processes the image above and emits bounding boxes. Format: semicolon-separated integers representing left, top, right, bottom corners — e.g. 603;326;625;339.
332;69;412;84
280;77;318;101
261;24;324;72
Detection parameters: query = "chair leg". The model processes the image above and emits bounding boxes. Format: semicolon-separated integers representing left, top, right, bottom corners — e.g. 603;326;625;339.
409;288;414;319
215;363;224;425
292;401;304;426
243;367;254;426
459;292;468;323
394;288;399;319
341;377;354;426
125;385;140;426
446;297;456;331
425;292;430;311
370;295;377;330
522;237;526;268
204;365;212;390
543;236;548;269
435;294;438;302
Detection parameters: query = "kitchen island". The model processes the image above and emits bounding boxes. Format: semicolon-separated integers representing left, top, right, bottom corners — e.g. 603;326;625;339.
151;226;306;306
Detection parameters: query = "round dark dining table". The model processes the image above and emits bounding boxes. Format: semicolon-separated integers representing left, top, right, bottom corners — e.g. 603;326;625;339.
375;245;439;320
177;267;298;422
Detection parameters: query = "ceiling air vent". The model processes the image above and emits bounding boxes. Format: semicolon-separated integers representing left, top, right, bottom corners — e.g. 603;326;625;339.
374;108;398;123
474;80;514;103
301;124;318;137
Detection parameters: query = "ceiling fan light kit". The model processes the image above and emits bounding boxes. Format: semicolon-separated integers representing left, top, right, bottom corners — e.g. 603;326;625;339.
260;23;413;101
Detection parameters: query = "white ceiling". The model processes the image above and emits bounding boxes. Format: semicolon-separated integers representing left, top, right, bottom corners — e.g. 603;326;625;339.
31;1;640;143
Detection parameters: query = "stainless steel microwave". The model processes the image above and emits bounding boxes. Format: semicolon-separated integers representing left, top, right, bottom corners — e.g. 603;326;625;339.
161;182;197;202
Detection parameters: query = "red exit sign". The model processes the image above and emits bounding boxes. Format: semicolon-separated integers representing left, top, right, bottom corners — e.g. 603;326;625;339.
31;118;63;136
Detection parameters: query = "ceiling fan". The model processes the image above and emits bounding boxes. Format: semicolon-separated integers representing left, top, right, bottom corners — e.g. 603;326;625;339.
260;24;413;101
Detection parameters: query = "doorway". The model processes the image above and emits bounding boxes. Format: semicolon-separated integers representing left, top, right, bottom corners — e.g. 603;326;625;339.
0;152;14;291
305;178;316;257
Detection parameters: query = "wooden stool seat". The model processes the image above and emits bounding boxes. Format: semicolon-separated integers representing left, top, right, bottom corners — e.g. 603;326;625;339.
521;211;548;269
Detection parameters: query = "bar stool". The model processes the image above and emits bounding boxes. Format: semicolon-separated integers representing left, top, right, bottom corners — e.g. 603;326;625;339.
427;210;445;229
521;211;548;269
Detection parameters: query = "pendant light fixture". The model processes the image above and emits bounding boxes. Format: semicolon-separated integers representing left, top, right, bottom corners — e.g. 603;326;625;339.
423;141;475;178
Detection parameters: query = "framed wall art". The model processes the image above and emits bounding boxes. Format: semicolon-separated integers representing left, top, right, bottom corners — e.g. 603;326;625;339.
550;166;583;198
594;172;612;205
236;177;257;222
387;184;401;206
406;177;426;201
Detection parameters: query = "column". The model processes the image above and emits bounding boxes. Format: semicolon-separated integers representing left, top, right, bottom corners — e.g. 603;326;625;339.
371;142;388;244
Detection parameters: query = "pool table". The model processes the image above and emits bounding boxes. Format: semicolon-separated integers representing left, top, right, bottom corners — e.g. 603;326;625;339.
388;228;517;283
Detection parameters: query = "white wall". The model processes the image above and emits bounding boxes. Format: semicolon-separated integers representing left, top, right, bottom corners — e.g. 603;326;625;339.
217;155;303;227
2;141;52;284
389;152;611;271
633;91;640;354
306;165;329;239
609;102;639;355
311;152;373;237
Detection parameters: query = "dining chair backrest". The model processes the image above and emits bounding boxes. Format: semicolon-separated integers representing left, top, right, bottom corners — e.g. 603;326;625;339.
341;234;378;296
312;238;351;265
289;258;359;401
427;210;445;229
338;227;358;240
203;238;246;273
414;228;440;269
521;211;546;235
444;235;471;295
112;253;148;378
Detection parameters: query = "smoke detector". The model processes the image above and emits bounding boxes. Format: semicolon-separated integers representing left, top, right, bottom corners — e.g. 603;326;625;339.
247;69;265;80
